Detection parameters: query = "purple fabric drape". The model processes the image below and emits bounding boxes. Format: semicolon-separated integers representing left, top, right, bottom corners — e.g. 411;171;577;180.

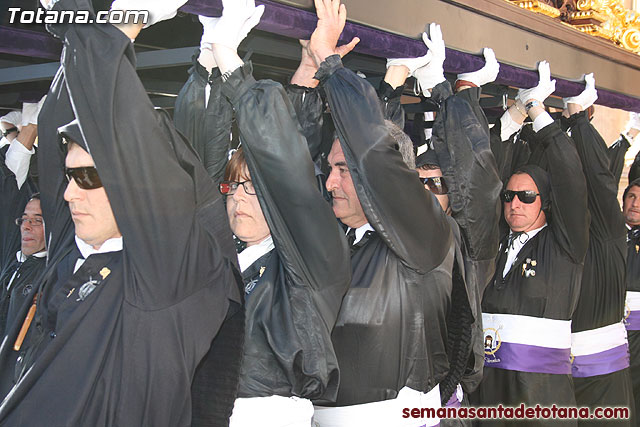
3;1;639;110
183;0;640;112
0;26;62;60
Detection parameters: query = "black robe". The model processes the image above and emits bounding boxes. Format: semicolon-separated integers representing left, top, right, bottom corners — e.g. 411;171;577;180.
564;112;634;425
219;63;351;402
474;121;589;426
431;84;502;396
173;53;233;185
316;55;467;407
0;1;243;425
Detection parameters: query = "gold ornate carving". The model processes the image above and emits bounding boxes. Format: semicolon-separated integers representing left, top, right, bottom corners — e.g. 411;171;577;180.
506;0;640;53
510;1;561;18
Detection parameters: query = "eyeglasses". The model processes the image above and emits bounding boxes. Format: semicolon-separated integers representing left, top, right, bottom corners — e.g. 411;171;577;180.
219;180;256;196
420;176;448;195
501;190;539;204
15;217;43;227
65;166;103;190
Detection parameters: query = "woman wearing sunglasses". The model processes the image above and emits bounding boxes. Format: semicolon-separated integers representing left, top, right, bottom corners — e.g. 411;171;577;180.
197;2;351;425
474;62;590;425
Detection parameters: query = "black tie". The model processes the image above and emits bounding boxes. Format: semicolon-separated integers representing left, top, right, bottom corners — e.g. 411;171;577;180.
628;227;640;243
346;228;357;248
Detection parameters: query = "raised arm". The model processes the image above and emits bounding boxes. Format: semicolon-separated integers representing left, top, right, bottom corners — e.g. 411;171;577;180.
212;1;350;301
431;82;501;261
174;17;233;185
516;62;589;262
562;75;625;242
309;5;450;272
286;40;327;162
45;0;236;303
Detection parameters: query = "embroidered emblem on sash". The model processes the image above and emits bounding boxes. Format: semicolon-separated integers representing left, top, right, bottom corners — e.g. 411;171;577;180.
484;326;502;364
624;302;631;326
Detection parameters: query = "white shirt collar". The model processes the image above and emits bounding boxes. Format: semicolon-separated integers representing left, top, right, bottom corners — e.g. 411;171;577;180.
75;235;123;259
16;249;47;263
0;136;9;149
347;223;375;245
503;224;547;277
238;235;275;273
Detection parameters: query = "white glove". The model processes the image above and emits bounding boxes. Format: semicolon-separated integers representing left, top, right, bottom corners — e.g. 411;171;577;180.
208;0;265;51
386;33;432;75
0;111;22;128
199;15;221;50
110;0;188;28
623;112;640;135
413;23;446;97
563;73;597;110
21;95;47;126
517;60;556;104
457;47;500;87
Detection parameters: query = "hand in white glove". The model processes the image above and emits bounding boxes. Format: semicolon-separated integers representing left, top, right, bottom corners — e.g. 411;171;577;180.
208;0;265;51
623;112;640;136
21;95;47;126
386;33;432;75
111;0;189;28
563;73;597;110
516;60;556;104
199;15;220;49
457;47;500;87
413;23;446;97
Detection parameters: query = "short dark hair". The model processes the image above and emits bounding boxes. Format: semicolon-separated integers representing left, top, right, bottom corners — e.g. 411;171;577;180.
223;147;248;182
28;192;41;203
624;178;640;201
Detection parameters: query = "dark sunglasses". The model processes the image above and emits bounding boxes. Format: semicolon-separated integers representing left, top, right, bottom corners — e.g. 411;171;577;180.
2;126;18;137
501;190;539;204
219;180;256;196
64;166;103;190
420;176;448;195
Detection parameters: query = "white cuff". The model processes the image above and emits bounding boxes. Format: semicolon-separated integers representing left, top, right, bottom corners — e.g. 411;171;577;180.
6;139;34;190
532;112;555;133
500;110;523;142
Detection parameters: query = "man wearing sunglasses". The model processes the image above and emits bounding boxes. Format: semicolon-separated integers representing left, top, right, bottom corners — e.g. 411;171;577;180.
0;2;244;426
474;62;589;423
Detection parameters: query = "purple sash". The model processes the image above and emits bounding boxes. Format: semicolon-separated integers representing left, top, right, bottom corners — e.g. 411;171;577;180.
571;344;630;377
625;311;640;331
484;342;571;374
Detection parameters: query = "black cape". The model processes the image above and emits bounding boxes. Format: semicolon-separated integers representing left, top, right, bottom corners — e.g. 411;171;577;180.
0;1;243;425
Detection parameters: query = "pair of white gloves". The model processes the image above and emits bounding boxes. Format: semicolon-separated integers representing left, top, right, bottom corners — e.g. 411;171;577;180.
109;0;263;50
387;23;500;97
517;61;597;111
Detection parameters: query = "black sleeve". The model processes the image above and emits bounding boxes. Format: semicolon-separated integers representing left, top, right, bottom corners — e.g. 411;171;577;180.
607;135;630;184
489;119;530;185
567;111;626;242
46;0;238;307
629;144;640;183
317;55;451;273
284;84;326;163
431;83;501;261
0;150;27;268
37;68;77;258
174;54;233;185
377;80;405;128
535;122;589;263
222;63;351;322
